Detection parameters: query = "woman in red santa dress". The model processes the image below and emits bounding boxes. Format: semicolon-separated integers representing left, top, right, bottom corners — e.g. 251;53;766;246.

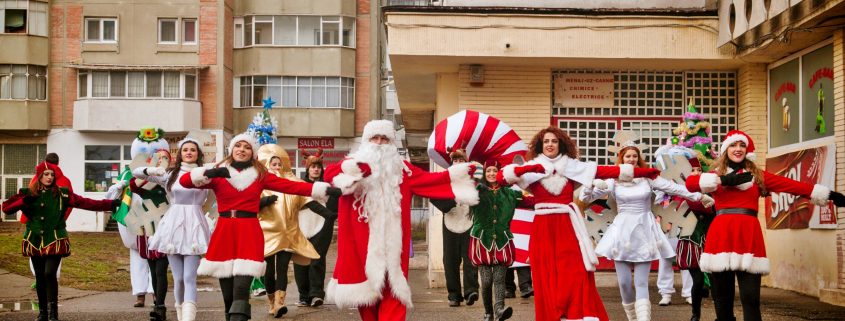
497;126;660;321
178;134;339;321
322;120;479;321
686;130;845;321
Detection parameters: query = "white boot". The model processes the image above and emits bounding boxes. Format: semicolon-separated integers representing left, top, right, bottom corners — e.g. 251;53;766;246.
175;302;182;321
182;301;197;321
658;294;672;306
635;299;651;321
622;302;638;321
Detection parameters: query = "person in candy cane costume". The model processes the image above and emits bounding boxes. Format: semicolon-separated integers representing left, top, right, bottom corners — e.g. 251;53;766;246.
686;130;845;321
497;126;661;321
324;120;479;321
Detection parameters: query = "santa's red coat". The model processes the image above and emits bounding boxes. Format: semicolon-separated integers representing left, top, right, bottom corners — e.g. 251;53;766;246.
686;170;828;274
324;159;477;309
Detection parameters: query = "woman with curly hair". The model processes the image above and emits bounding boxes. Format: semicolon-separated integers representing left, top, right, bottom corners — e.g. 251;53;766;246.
497;126;660;321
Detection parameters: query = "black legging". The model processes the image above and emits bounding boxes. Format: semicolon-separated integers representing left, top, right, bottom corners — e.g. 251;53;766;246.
689;268;705;317
220;276;252;313
265;251;293;294
711;270;761;321
31;256;62;305
147;258;169;306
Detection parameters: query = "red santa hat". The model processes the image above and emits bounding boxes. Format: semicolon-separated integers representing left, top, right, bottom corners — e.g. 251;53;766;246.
228;133;258;159
362;120;396;143
719;130;756;161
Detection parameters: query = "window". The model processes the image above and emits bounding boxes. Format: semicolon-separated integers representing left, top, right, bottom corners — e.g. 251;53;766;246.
158;18;177;43
182;19;196;44
78;70;199;99
85;17;117;43
238;76;354;108
237;15;355;47
0;0;47;36
84;145;131;192
0;64;46;100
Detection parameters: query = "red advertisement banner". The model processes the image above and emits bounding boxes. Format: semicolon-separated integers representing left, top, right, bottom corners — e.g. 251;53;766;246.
765;145;837;229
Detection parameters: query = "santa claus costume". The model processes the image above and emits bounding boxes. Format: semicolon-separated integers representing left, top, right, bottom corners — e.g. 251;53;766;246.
686;130;845;321
179;133;334;321
497;127;660;321
324;120;479;321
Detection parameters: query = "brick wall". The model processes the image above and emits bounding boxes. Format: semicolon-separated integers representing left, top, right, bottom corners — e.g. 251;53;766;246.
354;0;371;135
833;29;845;289
199;3;218;129
49;4;83;127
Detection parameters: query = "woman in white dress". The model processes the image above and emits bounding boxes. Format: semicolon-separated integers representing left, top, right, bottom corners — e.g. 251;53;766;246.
580;145;711;321
134;138;211;321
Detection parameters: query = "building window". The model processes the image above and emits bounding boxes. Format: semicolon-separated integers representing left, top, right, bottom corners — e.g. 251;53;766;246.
158;18;177;43
236;15;355;48
157;17;197;44
0;0;47;36
182;18;196;44
238;76;354;108
0;64;46;100
78;70;198;99
84;145;131;192
85;17;118;43
1;144;47;220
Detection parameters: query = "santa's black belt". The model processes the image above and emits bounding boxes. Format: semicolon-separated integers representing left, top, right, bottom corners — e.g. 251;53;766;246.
716;208;757;216
219;210;257;218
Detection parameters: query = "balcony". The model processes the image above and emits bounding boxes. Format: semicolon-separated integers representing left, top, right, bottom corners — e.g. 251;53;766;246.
73;99;201;132
0;100;49;130
233;107;354;137
234;47;356;78
0;35;48;65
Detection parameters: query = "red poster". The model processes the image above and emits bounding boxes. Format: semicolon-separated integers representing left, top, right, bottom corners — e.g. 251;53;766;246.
765;145;837;229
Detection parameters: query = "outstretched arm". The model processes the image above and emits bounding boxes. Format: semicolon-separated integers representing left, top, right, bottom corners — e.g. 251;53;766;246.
763;171;836;206
68;192;119;212
132;167;169;186
651;176;702;202
408;162;479;206
263;174;332;203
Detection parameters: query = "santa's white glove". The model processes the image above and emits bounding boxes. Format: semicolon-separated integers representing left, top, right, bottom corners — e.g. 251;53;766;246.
145;167;167;176
592;179;608;191
700;194;715;208
105;180;128;200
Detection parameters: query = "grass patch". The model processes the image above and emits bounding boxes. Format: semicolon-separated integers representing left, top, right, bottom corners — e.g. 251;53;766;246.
0;232;131;291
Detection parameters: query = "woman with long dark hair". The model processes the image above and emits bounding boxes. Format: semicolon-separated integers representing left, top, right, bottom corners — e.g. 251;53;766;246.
133;138;210;321
686;130;845;321
179;134;339;321
3;161;119;321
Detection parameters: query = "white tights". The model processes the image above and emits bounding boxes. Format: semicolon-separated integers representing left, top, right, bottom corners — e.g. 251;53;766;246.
168;254;201;304
614;261;651;304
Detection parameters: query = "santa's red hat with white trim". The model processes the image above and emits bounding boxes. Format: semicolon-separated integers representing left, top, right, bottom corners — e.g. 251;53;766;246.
228;133;258;159
719;130;755;161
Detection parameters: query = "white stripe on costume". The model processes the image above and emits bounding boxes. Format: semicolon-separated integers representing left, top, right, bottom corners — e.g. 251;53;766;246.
699;252;770;275
197;258;266;278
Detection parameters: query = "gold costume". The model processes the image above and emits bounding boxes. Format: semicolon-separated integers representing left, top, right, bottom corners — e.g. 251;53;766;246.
257;144;319;265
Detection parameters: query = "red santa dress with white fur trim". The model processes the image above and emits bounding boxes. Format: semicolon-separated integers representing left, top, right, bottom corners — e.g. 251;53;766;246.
179;165;329;278
686;169;829;274
323;159;477;319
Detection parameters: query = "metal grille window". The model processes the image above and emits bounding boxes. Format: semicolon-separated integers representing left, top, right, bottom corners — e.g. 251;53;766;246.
553;71;684;116
0;144;46;220
620;121;676;164
557;120;617;165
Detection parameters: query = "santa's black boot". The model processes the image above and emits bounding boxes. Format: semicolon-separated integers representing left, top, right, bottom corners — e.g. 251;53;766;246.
47;302;59;321
35;304;47;321
228;300;251;321
149;305;166;321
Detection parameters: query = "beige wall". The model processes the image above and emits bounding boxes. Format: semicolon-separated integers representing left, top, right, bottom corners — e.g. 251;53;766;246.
0;101;49;130
233;47;355;77
234;0;354;16
0;36;49;65
232;108;355;137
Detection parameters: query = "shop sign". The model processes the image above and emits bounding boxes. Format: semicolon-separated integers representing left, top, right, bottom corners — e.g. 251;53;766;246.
298;138;334;149
554;73;615;108
765;144;837;229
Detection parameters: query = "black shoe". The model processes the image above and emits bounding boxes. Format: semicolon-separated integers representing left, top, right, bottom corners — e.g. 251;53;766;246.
48;302;59;321
520;289;534;298
35;309;47;321
690;315;700;321
228;300;251;321
465;292;478;306
296;298;311;307
483;314;494;321
449;300;461;307
311;297;324;307
149;305;166;321
497;306;513;321
504;291;515;299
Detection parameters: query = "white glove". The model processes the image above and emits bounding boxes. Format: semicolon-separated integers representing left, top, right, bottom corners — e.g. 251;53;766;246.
592;179;608;191
146;167;167;176
700;194;715;208
105;181;128;199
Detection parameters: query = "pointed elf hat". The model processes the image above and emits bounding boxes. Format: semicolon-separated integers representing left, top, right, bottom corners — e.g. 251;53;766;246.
719;129;755;161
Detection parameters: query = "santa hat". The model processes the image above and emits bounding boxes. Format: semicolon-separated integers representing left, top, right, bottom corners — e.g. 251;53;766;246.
302;148;324;168
177;137;202;150
228;133;258;159
688;156;702;169
719;130;756;161
362;120;396;143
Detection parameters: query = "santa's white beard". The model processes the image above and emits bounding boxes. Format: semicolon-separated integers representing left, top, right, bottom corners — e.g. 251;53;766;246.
349;142;406;222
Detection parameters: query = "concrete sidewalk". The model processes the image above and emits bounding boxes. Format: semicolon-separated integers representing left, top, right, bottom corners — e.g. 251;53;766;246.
2;244;845;320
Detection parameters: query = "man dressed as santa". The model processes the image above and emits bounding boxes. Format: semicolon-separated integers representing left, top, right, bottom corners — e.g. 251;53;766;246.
325;120;479;321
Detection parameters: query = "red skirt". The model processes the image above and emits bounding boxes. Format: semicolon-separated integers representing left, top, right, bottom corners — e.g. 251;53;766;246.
469;237;515;266
198;217;266;278
700;214;769;274
137;235;165;260
530;214;608;321
22;238;70;257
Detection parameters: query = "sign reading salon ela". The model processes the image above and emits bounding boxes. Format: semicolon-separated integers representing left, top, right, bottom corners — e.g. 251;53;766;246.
554;73;615;108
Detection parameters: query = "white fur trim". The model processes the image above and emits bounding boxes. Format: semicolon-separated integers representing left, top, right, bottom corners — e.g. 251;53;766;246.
197;258;266;278
618;163;634;182
298;208;325;239
190;167;211;187
698;173;719;193
699;252;770;275
592;179;608;191
810;184;831;206
311;181;330;203
539;175;568;196
177;137;202;150
341;159;363;176
228;133;258;159
720;133;750;155
746;152;756;162
332;173;361;195
501;164;519;184
448;163;479;206
361;120;396;142
224;166;258;191
326;278;381;309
